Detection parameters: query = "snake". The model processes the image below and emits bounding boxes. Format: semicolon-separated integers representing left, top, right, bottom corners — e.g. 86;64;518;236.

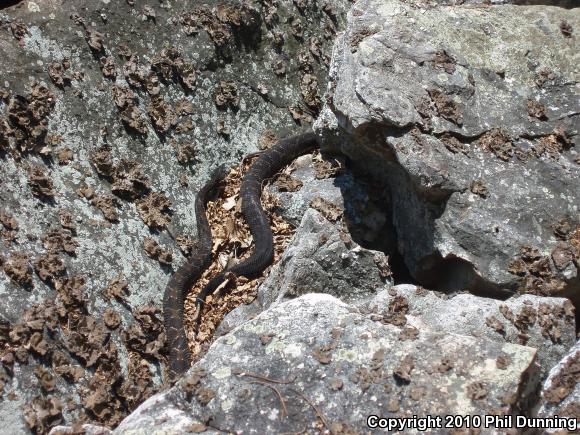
163;165;226;380
164;131;319;379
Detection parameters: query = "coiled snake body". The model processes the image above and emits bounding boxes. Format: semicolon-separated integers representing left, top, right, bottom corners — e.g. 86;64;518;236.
164;131;319;379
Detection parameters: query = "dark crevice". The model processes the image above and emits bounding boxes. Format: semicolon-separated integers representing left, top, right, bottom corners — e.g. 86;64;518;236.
511;0;578;8
335;135;519;302
335;153;419;288
330;122;580;315
388;251;417;286
431;128;486;142
416;254;515;300
0;0;23;10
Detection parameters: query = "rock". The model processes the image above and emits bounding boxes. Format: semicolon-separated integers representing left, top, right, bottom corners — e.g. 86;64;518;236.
269;154;396;251
2;0;579;432
0;0;352;432
219;160;395;334
537;340;580;427
260;208;390;303
113;294;539;433
365;284;576;379
316;0;580;305
219;208;392;334
49;424;112;435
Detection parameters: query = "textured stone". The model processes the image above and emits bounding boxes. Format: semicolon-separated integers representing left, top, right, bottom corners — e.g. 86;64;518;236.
3;0;579;432
219;157;395;334
316;0;580;303
219;207;392;334
365;284;576;379
113;294;539;434
537;340;580;428
0;0;351;432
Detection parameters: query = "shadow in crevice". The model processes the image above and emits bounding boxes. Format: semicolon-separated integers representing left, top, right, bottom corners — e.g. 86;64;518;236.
0;1;23;10
332;152;419;288
330;127;580;338
331;128;515;301
511;0;577;8
417;254;515;300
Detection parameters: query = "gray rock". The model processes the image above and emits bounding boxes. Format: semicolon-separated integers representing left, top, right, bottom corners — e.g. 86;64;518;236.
365;284;576;379
270;154;396;249
0;0;352;432
536;340;580;429
49;424;112;435
218;157;395;334
113;294;539;434
218;207;392;334
316;0;580;303
2;0;579;432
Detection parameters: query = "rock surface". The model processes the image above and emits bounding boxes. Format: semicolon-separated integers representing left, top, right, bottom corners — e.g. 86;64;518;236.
0;0;351;432
2;0;579;433
109;294;539;434
317;0;580;303
93;146;575;433
218;158;394;334
365;284;576;380
537;339;580;427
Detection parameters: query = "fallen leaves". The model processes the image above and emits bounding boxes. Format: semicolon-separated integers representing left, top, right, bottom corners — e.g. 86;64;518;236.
183;155;296;359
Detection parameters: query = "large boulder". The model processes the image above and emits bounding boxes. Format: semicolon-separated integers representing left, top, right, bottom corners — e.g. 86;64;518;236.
316;0;580;303
0;0;352;432
109;294;540;434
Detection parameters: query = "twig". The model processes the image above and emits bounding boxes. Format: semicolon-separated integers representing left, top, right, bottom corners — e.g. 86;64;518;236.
249;380;288;420
214;272;236;297
232;368;295;384
289;388;334;435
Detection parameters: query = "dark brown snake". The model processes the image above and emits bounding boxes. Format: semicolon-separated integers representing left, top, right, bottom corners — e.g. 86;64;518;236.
164;131;319;380
163;165;226;380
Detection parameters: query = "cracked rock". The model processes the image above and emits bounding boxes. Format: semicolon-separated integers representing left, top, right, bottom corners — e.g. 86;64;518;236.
316;0;580;304
111;294;539;433
537;340;580;426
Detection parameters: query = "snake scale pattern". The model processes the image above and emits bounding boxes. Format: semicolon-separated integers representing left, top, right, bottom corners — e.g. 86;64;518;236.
164;131;319;379
163;165;226;379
